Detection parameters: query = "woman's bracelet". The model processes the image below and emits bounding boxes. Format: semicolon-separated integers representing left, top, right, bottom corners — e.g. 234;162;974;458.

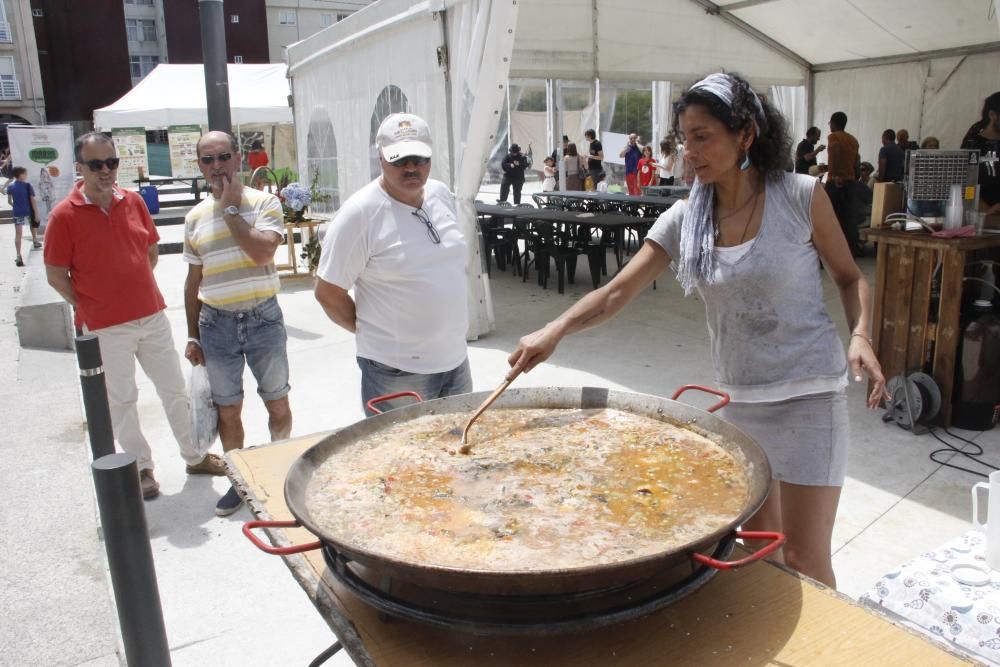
850;332;872;344
187;337;201;347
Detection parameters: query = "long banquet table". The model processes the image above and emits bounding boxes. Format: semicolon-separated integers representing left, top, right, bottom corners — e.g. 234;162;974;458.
475;203;651;291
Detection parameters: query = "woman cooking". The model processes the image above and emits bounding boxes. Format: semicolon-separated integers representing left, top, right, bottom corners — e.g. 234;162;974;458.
507;72;888;589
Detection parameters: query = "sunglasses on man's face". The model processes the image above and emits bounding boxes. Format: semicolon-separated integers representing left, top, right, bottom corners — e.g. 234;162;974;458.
198;152;233;166
389;156;430;168
82;158;121;172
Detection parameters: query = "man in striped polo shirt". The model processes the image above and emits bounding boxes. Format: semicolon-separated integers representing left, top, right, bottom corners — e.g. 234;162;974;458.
183;131;292;516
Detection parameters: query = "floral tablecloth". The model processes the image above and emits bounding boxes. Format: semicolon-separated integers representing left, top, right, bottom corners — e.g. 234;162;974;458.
860;530;1000;665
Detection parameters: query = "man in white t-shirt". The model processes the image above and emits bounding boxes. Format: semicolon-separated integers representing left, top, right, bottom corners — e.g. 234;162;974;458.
314;113;471;415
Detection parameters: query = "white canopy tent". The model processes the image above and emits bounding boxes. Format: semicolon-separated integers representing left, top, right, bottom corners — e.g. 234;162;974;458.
94;63;296;176
287;0;1000;337
94;64;293;129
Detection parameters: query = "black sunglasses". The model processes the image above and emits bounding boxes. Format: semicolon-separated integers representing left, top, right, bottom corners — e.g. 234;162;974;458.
390;155;430;168
198;152;234;165
411;207;441;244
82;158;121;172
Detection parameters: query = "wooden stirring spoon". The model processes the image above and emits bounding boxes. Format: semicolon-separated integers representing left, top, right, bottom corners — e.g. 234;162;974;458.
459;370;521;455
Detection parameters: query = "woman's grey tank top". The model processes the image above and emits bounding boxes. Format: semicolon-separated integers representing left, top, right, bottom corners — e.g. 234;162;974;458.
646;171;848;402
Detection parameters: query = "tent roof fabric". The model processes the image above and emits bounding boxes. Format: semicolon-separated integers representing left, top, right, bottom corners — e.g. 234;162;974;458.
288;0;999;88
93;64;292;130
717;0;1000;66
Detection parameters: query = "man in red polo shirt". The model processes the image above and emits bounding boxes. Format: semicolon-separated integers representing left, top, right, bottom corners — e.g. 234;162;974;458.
44;132;226;500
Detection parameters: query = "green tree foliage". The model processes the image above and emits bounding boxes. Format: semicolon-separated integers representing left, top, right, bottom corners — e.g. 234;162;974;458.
609;90;653;143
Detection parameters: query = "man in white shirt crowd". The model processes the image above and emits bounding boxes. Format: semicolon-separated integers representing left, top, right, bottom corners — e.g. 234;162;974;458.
314;113;472;415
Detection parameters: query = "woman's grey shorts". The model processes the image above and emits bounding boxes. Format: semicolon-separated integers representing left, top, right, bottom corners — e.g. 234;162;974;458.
719;390;849;487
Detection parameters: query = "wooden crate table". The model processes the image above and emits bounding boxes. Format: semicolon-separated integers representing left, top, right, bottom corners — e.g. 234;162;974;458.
862;229;1000;425
226;434;974;667
276;219;323;278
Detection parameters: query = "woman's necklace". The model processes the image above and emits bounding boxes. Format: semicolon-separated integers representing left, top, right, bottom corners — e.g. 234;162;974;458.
714;185;761;244
737;187;761;244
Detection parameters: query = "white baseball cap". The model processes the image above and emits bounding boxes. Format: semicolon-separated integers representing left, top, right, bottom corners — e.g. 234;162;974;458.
376;113;433;162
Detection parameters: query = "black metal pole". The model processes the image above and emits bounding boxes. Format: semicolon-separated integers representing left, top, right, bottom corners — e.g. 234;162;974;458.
199;0;232;133
76;334;115;460
93;453;172;667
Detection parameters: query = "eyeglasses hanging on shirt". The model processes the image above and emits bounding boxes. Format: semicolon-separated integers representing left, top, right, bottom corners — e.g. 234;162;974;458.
412;206;441;244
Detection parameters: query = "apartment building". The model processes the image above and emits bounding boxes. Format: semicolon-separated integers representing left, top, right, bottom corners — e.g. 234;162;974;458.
266;0;371;63
124;0;168;85
0;0;45;126
32;0;132;126
163;0;269;65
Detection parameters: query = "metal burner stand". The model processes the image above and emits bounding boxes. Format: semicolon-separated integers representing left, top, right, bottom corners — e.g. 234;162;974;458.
319;538;736;637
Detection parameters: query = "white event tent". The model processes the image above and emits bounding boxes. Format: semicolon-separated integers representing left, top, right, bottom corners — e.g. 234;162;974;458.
286;0;1000;338
94;64;293;129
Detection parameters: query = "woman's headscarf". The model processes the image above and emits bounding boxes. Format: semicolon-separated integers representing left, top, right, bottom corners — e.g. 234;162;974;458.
676;73;766;295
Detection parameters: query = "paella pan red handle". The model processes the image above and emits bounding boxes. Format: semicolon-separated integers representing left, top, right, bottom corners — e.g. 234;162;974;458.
671;384;730;413
691;531;785;570
366;391;424;415
243;520;322;555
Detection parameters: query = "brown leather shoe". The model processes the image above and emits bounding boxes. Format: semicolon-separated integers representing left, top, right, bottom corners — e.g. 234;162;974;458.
140;469;160;500
185;452;227;476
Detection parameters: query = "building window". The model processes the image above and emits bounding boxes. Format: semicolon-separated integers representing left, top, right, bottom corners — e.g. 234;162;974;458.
32;9;43;17
0;57;20;100
125;0;154;5
279;10;296;26
126;18;157;43
234;56;243;64
0;2;10;43
231;14;239;24
320;13;333;27
337;13;350;22
129;55;159;84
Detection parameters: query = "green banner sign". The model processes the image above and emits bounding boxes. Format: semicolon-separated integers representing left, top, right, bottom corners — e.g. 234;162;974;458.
28;147;58;164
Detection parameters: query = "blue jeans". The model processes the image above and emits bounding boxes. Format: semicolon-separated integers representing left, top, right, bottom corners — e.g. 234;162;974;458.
358;357;472;416
198;296;291;406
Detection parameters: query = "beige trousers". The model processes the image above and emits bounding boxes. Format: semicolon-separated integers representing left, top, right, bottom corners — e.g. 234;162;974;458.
91;310;198;471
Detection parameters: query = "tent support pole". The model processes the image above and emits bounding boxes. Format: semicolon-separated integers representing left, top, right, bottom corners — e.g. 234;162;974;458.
270;124;276;170
505;87;512;154
435;9;457;190
555;79;565;191
805;70;814;131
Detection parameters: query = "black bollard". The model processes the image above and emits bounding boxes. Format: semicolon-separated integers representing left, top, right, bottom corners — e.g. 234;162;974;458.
93;453;172;666
76;334;115;460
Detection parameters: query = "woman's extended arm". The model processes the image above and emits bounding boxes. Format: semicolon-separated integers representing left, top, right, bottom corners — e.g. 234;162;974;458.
507;241;670;379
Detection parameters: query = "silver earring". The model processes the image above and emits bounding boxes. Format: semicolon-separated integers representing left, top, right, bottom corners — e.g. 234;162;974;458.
739;152;751;171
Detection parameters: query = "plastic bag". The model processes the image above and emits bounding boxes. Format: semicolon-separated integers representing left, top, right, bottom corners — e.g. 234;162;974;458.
189;365;218;458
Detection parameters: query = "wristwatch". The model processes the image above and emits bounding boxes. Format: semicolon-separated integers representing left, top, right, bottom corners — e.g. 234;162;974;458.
223;205;240;217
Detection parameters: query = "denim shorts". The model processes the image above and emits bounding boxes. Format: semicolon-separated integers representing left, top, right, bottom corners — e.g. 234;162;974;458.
13;215;28;226
198;296;291;406
358;357;472;416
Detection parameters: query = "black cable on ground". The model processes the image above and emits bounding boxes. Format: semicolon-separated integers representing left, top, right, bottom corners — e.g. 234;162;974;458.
927;426;997;478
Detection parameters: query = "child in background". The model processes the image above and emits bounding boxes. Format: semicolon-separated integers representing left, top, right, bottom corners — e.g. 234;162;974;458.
595;171;609;193
4;166;39;266
541;156;557;192
637;145;657;190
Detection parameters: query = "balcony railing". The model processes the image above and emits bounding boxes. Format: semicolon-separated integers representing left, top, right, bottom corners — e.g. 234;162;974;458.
0;21;11;43
0;77;21;100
